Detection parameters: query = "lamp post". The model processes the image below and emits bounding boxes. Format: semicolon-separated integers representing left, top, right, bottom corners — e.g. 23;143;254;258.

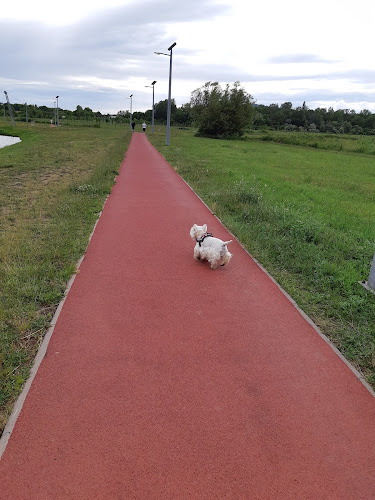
145;80;157;134
126;94;133;131
56;96;59;126
154;42;176;145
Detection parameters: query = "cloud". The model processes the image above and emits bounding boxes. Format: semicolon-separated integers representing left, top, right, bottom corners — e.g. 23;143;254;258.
1;0;228;79
268;54;339;64
252;87;375;111
0;0;231;112
2;0;375;113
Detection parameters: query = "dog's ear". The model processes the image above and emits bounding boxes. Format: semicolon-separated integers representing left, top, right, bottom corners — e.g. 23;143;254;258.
203;224;207;232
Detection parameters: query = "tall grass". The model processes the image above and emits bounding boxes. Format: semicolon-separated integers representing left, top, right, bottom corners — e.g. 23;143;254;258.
248;130;375;155
0;123;131;432
150;127;375;387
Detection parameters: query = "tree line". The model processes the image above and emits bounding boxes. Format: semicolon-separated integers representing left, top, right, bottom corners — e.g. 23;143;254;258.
188;83;375;137
2;85;375;136
0;100;192;126
254;101;375;135
0;103;115;123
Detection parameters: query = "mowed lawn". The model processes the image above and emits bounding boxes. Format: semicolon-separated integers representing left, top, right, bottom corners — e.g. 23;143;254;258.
0;123;131;432
150;128;375;387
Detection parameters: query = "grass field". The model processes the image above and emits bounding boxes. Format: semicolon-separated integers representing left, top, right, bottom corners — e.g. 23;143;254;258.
248;130;375;155
0;123;131;432
149;127;375;387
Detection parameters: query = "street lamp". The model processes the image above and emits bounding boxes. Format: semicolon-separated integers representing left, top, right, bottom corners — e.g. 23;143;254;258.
56;96;59;126
145;80;157;134
126;94;133;131
154;42;176;145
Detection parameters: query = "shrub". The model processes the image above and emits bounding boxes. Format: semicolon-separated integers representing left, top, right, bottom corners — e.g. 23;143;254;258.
190;81;254;138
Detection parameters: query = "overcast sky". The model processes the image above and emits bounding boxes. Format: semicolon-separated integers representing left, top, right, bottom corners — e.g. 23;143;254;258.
2;0;375;114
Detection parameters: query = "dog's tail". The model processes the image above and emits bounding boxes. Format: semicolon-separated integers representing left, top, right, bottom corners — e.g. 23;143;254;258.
220;240;232;257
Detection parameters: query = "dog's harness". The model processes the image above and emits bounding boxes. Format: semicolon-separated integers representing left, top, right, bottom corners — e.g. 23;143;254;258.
196;232;213;247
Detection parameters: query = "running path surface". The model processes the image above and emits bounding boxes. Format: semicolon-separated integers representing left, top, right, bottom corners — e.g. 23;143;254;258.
1;133;375;499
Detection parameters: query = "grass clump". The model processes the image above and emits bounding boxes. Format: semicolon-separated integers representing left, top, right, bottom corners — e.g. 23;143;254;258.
0;122;131;432
150;127;375;387
248;130;375;155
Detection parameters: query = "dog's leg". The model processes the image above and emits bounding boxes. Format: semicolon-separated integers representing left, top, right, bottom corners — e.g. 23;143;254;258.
209;259;218;269
193;246;201;261
220;254;231;266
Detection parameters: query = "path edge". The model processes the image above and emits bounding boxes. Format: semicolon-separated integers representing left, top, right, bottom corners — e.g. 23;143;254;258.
0;186;116;460
175;167;375;399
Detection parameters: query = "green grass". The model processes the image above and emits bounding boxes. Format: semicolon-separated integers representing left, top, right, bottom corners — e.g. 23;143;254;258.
0;122;131;432
248;129;375;155
150;127;375;387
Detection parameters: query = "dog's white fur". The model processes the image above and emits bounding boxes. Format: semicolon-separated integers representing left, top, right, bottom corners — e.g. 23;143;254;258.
190;223;232;269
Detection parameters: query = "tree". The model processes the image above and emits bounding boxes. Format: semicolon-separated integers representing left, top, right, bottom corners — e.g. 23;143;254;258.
73;105;84;119
190;81;254;138
154;99;177;122
83;107;95;120
143;109;152;122
173;103;193;126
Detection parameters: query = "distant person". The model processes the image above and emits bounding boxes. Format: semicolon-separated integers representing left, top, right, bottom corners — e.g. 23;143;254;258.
142;122;147;133
131;121;135;132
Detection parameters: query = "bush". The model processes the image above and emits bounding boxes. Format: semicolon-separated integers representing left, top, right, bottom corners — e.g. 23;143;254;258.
190;81;254;138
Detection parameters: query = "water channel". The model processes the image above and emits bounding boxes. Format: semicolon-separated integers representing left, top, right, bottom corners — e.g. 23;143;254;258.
0;135;21;149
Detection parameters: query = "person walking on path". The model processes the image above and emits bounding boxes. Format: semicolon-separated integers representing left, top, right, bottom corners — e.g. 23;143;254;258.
142;121;147;133
131;121;135;132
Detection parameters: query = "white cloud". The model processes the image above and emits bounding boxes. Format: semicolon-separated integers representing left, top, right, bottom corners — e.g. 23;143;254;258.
1;0;375;113
2;0;136;25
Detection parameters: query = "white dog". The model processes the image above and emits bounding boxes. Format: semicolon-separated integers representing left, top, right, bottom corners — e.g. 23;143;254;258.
190;224;232;269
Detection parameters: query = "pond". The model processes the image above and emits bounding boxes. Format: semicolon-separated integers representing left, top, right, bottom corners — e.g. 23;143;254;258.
0;135;21;149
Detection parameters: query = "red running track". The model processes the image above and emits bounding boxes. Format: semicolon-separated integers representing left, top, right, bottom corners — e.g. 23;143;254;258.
1;133;375;499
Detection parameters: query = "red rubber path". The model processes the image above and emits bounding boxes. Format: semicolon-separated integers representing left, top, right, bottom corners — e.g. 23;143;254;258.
1;133;375;499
